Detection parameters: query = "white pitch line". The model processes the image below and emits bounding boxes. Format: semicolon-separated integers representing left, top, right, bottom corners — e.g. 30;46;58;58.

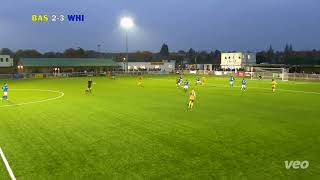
141;78;320;94
0;89;64;108
205;83;320;95
252;87;320;95
0;148;16;180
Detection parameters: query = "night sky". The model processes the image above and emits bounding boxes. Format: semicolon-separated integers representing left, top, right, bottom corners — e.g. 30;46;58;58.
0;0;319;52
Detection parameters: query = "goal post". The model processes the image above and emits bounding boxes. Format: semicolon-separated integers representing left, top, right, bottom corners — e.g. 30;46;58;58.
250;67;288;81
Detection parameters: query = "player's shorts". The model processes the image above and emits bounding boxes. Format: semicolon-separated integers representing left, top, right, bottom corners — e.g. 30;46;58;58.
272;86;276;88
230;81;234;84
3;92;8;96
241;85;246;88
178;83;181;86
197;81;201;84
184;85;188;89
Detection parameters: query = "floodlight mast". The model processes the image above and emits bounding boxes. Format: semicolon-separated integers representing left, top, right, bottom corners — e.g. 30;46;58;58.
120;17;134;72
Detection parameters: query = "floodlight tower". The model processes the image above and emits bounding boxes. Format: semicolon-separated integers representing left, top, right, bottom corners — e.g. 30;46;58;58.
120;17;134;72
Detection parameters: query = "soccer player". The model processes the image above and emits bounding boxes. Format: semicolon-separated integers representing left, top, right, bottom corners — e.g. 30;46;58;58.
241;78;247;91
196;77;201;85
183;80;189;92
177;77;182;88
138;76;144;87
272;79;277;93
85;79;94;93
229;75;235;88
2;83;8;100
188;89;196;109
179;75;183;84
201;76;207;86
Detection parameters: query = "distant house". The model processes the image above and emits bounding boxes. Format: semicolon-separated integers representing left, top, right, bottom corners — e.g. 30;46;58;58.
0;55;14;67
220;52;256;70
120;60;176;72
18;58;119;73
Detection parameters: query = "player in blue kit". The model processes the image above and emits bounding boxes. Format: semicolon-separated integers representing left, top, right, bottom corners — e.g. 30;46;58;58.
179;75;183;84
229;76;235;88
241;79;247;91
176;77;182;88
2;83;8;100
183;80;189;92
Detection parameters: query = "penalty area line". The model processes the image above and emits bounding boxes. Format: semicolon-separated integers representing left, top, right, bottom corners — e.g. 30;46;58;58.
0;147;16;180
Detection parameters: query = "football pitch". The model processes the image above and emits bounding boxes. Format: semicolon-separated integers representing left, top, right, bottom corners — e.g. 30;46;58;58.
0;75;320;179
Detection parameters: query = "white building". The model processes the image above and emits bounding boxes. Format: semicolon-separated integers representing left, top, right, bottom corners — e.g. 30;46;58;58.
185;64;213;71
221;52;256;69
118;60;176;72
0;55;14;67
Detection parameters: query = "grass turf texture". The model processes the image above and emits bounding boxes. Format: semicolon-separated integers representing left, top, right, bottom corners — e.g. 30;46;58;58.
0;76;320;179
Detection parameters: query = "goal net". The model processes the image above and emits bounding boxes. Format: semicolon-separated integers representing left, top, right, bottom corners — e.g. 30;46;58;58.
250;67;288;81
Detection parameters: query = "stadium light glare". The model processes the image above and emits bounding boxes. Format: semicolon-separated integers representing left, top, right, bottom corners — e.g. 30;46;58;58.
120;17;134;29
120;17;134;72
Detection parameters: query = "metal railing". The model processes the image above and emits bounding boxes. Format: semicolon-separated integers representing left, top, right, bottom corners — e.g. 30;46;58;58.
0;71;319;81
288;73;320;81
0;71;173;80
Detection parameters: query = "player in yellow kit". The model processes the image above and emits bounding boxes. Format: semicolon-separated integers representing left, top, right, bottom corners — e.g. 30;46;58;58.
188;89;196;109
272;79;277;93
201;76;207;86
137;76;144;87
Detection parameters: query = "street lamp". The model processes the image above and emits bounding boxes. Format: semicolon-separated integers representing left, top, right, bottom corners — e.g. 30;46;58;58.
123;57;126;71
120;17;134;72
17;65;24;73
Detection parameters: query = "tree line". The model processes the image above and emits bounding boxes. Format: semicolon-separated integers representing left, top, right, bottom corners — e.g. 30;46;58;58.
257;44;320;65
1;43;320;65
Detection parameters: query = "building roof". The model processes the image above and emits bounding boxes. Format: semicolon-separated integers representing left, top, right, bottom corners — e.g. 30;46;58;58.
221;51;256;54
19;58;119;67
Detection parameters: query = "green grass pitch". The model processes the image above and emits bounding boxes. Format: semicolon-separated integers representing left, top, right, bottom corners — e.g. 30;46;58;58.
0;75;320;179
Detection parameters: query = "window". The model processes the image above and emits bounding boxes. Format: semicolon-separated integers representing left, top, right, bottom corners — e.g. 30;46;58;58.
0;58;3;62
225;57;227;59
239;56;241;59
229;56;231;59
6;58;8;62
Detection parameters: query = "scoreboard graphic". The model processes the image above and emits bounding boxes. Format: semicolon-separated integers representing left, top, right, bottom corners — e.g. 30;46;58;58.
32;14;85;23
